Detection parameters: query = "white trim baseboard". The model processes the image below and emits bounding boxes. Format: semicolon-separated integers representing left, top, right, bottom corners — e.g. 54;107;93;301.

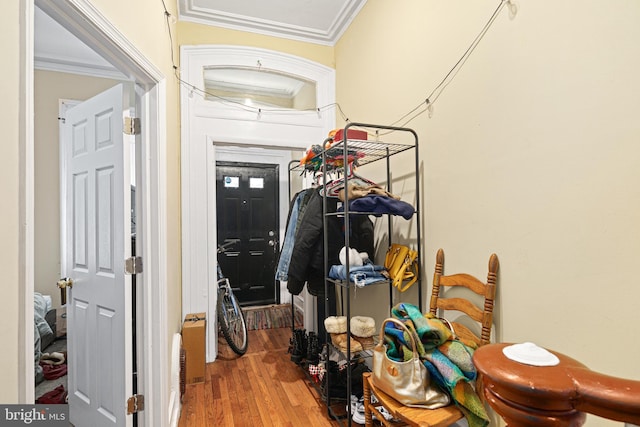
168;333;183;427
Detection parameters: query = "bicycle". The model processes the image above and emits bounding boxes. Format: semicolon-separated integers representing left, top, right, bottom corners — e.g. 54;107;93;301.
216;239;249;355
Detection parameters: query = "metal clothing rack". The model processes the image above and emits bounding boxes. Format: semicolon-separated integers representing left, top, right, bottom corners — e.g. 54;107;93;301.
288;122;421;426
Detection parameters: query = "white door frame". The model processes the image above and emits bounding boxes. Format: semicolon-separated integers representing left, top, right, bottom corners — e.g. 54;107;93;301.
180;45;335;362
210;145;318;351
211;144;296;303
21;1;169;426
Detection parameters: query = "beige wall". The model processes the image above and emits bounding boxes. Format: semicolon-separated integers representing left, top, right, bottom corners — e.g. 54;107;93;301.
34;70;121;303
337;1;640;425
0;0;22;404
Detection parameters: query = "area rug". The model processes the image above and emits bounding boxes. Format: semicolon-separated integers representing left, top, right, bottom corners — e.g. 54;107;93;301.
242;304;303;331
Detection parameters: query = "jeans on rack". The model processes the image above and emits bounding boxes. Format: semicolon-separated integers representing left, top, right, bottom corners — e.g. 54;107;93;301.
328;263;388;287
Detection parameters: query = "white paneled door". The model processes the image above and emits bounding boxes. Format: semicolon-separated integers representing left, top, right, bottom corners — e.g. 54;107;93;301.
63;83;134;427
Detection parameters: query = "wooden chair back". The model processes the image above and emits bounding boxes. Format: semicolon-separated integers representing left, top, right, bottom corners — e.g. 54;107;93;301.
429;248;499;348
362;248;500;427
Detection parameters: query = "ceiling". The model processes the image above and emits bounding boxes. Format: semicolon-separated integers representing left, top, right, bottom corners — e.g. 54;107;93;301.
178;0;367;45
34;6;124;79
34;1;366;78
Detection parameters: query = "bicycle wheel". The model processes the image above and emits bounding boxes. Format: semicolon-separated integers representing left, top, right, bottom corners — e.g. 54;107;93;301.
217;283;248;355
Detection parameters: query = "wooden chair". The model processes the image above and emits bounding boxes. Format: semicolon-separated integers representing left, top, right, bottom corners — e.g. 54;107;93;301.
362;248;499;427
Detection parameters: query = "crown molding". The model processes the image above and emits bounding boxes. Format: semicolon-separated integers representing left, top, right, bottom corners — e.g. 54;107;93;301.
34;55;127;80
178;0;366;46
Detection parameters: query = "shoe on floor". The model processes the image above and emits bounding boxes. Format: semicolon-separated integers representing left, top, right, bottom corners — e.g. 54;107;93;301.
346;394;359;414
351;401;395;424
374;405;394;421
351;399;366;424
40;352;65;365
36;385;67;404
346;395;367;424
40;363;67;380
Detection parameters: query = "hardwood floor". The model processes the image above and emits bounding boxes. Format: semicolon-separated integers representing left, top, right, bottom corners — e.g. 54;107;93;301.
178;327;349;427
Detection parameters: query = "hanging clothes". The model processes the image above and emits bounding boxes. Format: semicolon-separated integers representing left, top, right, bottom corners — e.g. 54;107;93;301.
341;194;415;220
286;187;374;296
275;189;310;282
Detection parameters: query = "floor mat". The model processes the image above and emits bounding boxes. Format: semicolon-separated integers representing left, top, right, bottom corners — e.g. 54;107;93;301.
242;304;303;330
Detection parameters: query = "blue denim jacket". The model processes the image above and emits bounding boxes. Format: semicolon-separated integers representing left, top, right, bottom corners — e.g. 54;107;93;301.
275;190;307;281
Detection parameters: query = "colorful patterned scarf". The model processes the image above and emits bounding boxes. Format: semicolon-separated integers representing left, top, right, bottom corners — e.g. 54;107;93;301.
384;303;489;427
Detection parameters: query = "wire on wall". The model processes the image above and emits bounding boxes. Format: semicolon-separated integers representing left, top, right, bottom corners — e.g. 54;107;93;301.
383;0;511;134
160;0;513;134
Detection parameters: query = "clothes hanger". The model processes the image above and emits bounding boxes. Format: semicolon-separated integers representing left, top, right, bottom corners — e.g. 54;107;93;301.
323;164;380;198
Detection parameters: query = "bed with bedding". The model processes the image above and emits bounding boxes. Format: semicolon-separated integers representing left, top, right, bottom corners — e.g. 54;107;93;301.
34;292;57;383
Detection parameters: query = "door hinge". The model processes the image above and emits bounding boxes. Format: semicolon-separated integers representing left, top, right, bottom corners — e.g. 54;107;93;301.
127;394;144;414
124;117;140;135
125;256;143;274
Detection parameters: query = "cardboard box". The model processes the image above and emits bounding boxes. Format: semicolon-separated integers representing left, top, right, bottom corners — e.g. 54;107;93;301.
182;313;206;384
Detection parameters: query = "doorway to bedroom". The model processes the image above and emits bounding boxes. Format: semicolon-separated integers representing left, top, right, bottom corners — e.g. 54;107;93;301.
30;1;169;425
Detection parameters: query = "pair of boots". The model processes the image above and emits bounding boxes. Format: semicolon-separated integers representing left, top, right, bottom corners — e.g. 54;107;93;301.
289;329;320;364
324;316;376;354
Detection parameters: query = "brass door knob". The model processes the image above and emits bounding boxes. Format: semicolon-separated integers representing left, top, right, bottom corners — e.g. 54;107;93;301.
57;277;73;305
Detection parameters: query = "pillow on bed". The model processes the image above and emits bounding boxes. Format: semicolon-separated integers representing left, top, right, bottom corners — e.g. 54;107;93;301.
34;293;54;345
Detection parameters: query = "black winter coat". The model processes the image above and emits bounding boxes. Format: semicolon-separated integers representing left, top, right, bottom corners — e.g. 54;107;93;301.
287;188;375;296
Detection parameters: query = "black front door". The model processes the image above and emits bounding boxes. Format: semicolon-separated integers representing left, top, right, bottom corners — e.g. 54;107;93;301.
216;161;280;306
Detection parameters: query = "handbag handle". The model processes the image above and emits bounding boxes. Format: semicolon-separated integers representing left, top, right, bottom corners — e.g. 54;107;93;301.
376;317;420;359
385;244;404;270
438;317;457;340
395;253;418;292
